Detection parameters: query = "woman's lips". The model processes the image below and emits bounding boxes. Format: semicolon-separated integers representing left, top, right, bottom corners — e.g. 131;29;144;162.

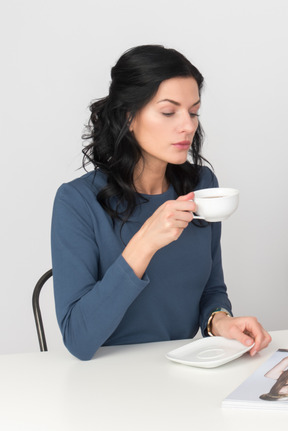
172;140;191;149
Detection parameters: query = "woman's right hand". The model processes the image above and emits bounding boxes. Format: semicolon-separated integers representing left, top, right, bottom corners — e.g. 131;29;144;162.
139;191;196;252
122;192;197;278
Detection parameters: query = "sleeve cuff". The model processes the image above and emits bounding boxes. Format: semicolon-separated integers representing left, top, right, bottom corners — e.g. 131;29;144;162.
116;254;150;290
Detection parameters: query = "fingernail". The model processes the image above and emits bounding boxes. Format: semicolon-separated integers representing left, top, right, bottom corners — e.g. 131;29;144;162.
251;350;257;357
245;339;253;346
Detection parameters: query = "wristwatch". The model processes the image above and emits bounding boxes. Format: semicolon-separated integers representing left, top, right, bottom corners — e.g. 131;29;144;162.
207;307;231;337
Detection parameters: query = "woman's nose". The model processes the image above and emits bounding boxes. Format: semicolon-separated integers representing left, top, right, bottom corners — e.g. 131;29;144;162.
178;112;198;133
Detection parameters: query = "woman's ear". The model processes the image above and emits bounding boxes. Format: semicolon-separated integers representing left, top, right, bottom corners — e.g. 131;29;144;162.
127;113;134;132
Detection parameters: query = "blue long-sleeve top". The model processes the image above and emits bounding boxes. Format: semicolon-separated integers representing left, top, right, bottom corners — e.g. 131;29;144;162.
51;166;232;360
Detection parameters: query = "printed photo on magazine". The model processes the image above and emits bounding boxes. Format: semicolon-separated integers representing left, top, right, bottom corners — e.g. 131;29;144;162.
222;349;288;410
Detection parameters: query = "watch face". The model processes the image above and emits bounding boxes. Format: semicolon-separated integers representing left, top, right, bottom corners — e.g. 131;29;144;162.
215;308;230;313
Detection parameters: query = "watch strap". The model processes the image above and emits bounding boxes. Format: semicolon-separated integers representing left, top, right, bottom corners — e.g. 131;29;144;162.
207;307;231;337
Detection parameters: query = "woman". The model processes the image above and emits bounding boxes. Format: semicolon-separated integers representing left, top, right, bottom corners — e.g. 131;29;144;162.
51;45;271;360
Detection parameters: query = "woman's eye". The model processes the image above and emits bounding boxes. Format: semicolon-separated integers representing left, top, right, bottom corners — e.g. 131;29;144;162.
162;112;174;117
161;112;199;118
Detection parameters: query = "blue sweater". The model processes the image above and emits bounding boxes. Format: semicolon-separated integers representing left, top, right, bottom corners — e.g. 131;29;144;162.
51;167;232;360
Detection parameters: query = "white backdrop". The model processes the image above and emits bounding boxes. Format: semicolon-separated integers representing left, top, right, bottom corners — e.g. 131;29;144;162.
1;0;287;354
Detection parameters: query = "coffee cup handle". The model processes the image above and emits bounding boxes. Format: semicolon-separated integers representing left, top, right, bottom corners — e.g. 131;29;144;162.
190;200;205;220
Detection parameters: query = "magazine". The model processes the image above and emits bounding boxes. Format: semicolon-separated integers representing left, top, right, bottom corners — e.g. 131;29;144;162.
222;349;288;410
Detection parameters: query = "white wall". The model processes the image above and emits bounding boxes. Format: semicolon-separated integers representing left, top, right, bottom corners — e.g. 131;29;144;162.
1;0;287;354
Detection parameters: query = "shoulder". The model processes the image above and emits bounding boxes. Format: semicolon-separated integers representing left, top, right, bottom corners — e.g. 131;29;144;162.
195;165;219;190
53;170;108;221
52;170;110;228
55;169;107;202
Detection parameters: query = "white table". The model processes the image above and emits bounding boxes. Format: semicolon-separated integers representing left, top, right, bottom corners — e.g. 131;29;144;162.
0;330;287;431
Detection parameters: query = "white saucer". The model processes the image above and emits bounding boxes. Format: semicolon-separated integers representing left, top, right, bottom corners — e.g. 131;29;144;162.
166;337;254;368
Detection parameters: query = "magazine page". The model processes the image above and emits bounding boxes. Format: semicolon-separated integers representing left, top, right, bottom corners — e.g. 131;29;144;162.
222;349;288;410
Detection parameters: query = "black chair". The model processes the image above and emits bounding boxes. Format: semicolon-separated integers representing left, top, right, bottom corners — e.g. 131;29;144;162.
32;269;53;351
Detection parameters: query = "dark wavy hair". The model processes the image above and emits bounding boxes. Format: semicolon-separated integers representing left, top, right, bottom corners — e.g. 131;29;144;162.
82;44;207;221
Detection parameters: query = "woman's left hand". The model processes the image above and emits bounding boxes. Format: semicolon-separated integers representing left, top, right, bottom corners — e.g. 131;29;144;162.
211;313;272;356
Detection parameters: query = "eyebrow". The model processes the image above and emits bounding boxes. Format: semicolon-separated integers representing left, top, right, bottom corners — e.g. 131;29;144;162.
157;98;201;107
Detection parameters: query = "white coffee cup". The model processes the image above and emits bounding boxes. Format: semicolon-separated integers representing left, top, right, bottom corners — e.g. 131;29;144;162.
193;187;239;222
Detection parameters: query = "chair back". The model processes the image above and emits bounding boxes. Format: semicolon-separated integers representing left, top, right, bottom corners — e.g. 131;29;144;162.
32;269;53;351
